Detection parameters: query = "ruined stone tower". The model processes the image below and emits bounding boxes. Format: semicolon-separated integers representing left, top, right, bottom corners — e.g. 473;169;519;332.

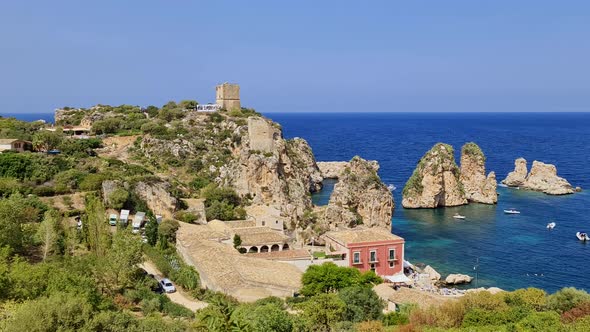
216;83;241;111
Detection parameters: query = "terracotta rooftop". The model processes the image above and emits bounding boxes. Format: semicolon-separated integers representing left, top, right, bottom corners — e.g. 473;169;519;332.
246;249;311;261
233;226;289;246
176;223;301;301
0;138;26;144
323;227;404;246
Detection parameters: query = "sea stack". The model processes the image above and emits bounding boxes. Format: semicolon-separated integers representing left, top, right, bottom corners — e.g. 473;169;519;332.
402;143;467;208
502;158;575;195
502;157;528;186
459;142;497;204
322;156;394;229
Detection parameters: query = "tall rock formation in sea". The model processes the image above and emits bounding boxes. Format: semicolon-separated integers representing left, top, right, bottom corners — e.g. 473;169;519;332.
503;158;574;195
459;143;497;204
402;143;468;208
320;156;394;229
502;157;528;186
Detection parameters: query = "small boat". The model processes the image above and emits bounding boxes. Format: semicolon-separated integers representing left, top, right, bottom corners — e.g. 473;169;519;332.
498;183;508;188
576;232;590;241
504;208;521;214
546;222;556;230
453;213;466;219
387;184;396;191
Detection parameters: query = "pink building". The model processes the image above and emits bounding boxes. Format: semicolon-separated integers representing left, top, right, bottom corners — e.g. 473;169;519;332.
322;227;405;277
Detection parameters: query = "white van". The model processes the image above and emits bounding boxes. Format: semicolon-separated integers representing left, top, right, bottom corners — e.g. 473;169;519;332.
132;212;146;234
108;213;118;226
119;209;130;226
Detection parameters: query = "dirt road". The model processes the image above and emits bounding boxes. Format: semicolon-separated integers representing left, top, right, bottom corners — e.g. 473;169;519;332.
140;260;208;312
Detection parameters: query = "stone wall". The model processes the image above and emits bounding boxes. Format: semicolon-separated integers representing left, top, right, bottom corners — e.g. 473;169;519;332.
248;116;277;152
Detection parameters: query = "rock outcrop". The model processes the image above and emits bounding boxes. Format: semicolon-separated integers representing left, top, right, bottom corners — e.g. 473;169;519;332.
502;159;574;195
317;160;379;179
140;136;198;159
402;143;467;208
423;265;441;281
459;143;497;204
317;161;349;179
502;158;528;186
445;274;473;285
133;181;178;219
524;161;574;195
320;156;394;229
221;116;323;234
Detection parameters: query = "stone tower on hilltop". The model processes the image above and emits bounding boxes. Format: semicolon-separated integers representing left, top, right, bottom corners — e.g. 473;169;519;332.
216;83;241;111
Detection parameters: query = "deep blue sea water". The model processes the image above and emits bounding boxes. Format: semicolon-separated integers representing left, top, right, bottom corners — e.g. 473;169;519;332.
5;111;590;293
266;112;590;293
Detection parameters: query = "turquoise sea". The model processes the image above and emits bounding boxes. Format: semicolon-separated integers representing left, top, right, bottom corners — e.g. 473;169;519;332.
268;112;590;293
5;112;590;293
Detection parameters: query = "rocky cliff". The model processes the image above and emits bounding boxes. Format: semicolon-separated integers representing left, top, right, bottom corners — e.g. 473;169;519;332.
402;143;468;208
503;159;574;195
101;179;178;218
459;143;497;204
319;156;393;229
220;116;323;232
317;161;349;179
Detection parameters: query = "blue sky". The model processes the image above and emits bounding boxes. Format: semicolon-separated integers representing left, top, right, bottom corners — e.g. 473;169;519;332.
1;1;589;113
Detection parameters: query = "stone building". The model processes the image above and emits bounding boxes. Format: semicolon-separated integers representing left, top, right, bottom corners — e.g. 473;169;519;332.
216;83;241;111
0;139;32;153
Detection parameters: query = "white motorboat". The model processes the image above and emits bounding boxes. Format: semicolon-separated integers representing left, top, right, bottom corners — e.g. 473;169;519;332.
504;208;521;214
453;213;466;219
387;184;396;191
546;222;556;230
576;232;590;241
498;183;508;188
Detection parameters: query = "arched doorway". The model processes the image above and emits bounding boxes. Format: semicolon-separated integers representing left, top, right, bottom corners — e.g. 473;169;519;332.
260;245;269;253
248;246;258;253
282;243;290;251
271;244;280;252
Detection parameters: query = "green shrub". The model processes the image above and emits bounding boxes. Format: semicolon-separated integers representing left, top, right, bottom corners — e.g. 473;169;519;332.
162;302;194;318
141;297;161;315
175;210;199;224
515;311;561;332
32;185;55;197
79;174;105;191
383;312;409;326
548;287;590;313
170;265;200;291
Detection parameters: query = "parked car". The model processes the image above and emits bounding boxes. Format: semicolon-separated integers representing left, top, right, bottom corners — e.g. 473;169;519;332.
159;278;176;293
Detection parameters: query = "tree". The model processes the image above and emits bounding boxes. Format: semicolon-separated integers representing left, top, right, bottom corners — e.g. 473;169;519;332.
233;234;242;249
144;214;158;246
339;286;384;323
96;230;143;294
32;129;63;152
0;193;41;252
107;188;129;210
298;293;345;332
36;210;62;261
83;195;110;257
300;262;382;296
158;219;180;244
